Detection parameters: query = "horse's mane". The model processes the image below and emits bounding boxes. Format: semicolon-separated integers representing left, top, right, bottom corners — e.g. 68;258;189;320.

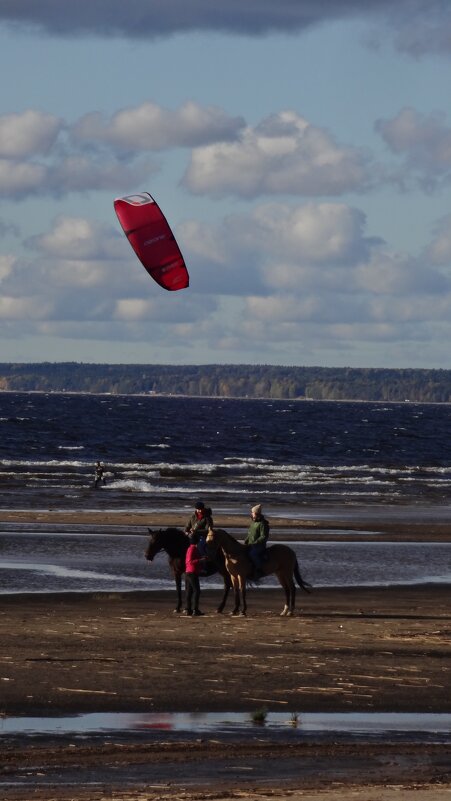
211;527;245;555
148;527;183;536
148;527;188;551
162;527;185;538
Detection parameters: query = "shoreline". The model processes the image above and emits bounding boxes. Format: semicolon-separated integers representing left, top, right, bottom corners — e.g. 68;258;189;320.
2;508;451;541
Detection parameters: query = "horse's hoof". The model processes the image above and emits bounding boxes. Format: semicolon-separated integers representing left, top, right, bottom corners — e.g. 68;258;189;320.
216;607;224;614
173;609;182;614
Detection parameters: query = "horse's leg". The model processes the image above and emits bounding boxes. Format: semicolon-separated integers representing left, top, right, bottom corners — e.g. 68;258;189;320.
240;575;247;616
230;576;241;616
290;582;296;615
216;570;231;614
277;571;291;616
283;574;296;616
284;580;296;616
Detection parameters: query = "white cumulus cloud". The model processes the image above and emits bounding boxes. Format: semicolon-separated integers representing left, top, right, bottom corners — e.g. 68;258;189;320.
0;110;62;158
72;101;245;152
183;111;371;198
0;158;47;198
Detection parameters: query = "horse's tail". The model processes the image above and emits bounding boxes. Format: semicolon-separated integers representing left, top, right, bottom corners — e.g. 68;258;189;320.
294;559;313;593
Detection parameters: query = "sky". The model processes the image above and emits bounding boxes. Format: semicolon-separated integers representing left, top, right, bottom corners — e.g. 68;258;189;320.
1;1;451;368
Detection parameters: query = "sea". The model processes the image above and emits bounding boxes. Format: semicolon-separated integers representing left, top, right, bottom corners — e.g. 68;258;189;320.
1;391;451;594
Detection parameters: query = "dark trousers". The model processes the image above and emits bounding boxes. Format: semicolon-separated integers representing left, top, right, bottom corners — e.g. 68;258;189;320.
248;543;266;570
185;572;200;613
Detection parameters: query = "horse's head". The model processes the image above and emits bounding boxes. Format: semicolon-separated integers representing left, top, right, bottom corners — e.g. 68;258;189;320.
145;527;189;561
206;527;224;560
145;528;163;561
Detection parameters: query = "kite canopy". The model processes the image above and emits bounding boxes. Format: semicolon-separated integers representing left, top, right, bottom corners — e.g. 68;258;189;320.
114;192;189;291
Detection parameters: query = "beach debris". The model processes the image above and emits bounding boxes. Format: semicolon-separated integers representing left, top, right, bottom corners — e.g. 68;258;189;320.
56;687;117;695
251;706;268;724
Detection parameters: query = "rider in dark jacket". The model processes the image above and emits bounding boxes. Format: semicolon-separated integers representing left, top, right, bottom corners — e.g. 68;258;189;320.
185;500;213;557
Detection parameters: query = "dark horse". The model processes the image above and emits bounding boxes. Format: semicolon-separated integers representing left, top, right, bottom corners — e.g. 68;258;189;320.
145;527;232;613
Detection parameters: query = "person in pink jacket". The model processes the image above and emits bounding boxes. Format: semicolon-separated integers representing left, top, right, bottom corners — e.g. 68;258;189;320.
184;532;206;616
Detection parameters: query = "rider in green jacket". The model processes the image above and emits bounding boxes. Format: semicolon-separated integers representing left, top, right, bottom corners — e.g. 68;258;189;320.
244;504;269;579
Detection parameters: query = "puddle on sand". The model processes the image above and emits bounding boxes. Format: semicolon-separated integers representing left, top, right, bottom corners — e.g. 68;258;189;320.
1;711;451;737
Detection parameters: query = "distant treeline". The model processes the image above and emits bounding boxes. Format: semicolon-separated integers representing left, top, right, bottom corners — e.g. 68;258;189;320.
1;362;451;402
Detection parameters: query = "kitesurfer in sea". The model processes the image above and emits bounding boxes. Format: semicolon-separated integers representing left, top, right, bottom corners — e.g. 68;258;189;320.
183;531;207;616
244;504;269;580
94;461;105;489
185;500;213;557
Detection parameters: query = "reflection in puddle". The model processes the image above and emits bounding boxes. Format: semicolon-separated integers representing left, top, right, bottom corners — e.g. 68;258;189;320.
1;711;451;736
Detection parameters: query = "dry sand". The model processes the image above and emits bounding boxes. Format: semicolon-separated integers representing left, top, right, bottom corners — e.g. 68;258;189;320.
1;509;450;800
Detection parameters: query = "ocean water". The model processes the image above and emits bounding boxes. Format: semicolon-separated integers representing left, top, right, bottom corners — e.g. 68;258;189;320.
1;391;451;512
1;531;450;593
1;392;451;594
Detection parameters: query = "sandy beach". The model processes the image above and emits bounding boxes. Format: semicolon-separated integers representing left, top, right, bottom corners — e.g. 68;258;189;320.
1;510;450;800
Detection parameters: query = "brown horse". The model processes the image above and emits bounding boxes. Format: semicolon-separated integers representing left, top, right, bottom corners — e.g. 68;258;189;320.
206;528;312;616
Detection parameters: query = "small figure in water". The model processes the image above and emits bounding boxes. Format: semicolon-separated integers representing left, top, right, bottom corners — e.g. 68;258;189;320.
185;500;213;557
94;461;105;489
244;503;269;580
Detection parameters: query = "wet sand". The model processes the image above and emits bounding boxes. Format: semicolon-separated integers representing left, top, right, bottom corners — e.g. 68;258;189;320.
1;510;451;799
3;508;451;541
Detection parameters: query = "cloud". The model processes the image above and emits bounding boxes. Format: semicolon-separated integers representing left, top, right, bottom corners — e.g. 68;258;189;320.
0;110;62;158
2;2;450;61
5;102;451;204
183;111;372;198
389;2;451;58
1;213;213;341
182;202;377;296
72;102;245;153
0;101;245;200
0;1;388;37
0;253;16;281
48;155;154;193
0;158;48;198
0;153;154;201
2;202;451;361
375;107;451;190
426;214;451;265
355;250;448;295
0;295;53;320
0;2;425;45
179;200;451;358
27;215;124;261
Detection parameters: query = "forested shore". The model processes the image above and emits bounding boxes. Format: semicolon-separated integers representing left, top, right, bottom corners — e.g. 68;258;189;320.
1;362;451;402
